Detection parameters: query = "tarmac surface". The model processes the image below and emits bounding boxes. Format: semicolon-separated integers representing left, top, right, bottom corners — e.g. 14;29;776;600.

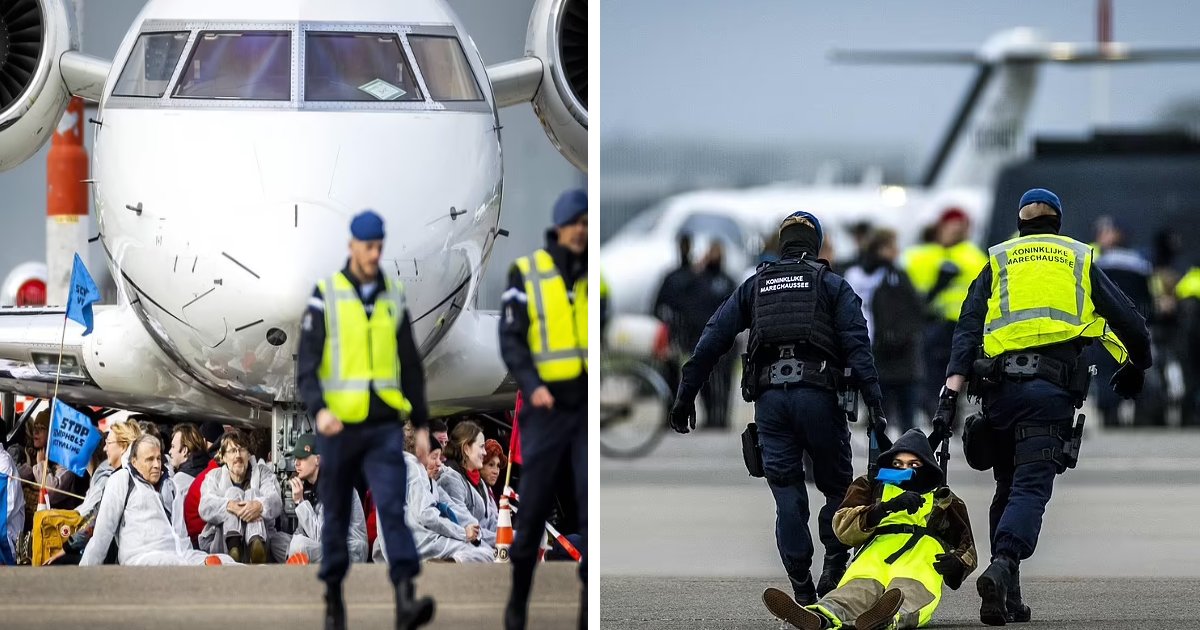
601;413;1200;629
0;563;581;629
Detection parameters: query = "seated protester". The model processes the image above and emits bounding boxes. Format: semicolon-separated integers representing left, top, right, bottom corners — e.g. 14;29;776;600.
81;435;235;566
168;423;210;540
50;421;144;564
481;439;507;506
376;423;492;564
285;434;367;564
197;430;285;564
436;421;498;547
429;418;449;450
763;429;977;630
183;423;226;546
1;446;24;564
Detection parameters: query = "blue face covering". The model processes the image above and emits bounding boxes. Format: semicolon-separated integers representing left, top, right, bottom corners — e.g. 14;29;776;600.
876;467;915;485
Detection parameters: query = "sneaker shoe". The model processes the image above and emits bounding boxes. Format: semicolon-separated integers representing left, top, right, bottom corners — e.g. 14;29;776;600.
855;588;904;630
761;587;829;630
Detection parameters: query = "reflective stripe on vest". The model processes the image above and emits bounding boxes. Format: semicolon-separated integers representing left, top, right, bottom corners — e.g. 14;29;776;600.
317;272;412;422
515;249;588;382
983;235;1128;363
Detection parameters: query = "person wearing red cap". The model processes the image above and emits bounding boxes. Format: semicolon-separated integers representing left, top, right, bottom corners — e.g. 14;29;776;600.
901;209;988;419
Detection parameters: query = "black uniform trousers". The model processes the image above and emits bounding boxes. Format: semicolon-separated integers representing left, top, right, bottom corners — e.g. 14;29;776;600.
754;386;853;597
984;378;1073;562
509;402;588;596
317;421;419;586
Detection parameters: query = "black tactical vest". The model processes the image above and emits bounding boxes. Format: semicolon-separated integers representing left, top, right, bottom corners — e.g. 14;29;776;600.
749;258;840;363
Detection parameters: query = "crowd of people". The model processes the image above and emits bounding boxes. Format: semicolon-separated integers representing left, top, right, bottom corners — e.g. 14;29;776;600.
0;411;536;569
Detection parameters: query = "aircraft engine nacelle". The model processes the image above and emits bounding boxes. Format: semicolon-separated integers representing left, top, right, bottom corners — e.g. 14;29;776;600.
526;0;587;172
0;0;76;172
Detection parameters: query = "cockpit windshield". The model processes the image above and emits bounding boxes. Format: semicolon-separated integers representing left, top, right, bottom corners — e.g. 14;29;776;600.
304;32;423;102
406;35;483;101
173;31;291;100
112;31;189;98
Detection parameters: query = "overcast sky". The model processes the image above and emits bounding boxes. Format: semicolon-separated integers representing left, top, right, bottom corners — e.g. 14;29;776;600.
601;0;1200;153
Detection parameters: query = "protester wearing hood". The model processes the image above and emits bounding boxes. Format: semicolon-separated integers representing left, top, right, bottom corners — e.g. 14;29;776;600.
671;211;886;606
941;189;1152;625
80;435;234;566
196;430;286;564
844;229;925;436
764;429;976;630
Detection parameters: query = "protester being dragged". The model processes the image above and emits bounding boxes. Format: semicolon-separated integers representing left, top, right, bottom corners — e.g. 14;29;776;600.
81;435;235;566
437;421;499;547
285;434;368;564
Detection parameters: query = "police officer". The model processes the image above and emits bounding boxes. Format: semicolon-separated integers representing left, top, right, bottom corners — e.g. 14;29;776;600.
499;189;588;630
936;189;1151;626
670;211;886;606
297;209;435;630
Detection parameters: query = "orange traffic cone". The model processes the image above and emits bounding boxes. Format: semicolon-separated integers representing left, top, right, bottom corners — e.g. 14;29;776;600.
36;487;49;512
204;555;223;566
287;552;310;565
494;494;514;563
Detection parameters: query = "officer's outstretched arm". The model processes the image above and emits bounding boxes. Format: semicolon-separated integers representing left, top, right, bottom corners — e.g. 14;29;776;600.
677;279;753;401
1090;266;1153;370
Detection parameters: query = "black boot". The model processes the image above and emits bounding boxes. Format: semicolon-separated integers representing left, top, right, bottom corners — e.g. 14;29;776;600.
1006;563;1031;623
505;560;535;630
395;580;435;630
977;554;1016;626
815;552;850;597
789;573;818;606
324;583;346;630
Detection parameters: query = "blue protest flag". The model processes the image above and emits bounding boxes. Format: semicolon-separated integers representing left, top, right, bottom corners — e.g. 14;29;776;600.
0;472;12;565
47;399;101;477
66;253;101;336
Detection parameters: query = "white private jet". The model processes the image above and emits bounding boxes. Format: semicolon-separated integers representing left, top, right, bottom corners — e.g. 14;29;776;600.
0;0;587;461
600;27;1200;316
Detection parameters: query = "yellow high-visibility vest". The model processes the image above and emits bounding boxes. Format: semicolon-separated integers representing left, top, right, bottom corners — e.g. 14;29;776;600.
1177;267;1200;300
983;234;1128;362
317;272;412;422
903;241;988;322
514;249;588;382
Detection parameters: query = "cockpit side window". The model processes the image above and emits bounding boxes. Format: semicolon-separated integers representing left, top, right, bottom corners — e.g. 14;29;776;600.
113;32;189;98
406;35;483;102
304;32;423;102
173;31;291;100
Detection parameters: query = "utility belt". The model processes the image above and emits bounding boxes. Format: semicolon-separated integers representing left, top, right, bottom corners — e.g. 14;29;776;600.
968;351;1094;408
870;524;950;564
741;344;840;402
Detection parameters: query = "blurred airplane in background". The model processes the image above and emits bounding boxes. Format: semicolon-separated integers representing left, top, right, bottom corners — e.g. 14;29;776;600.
601;26;1200;316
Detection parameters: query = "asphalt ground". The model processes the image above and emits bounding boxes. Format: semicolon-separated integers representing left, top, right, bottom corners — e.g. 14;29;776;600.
0;563;582;629
602;415;1200;628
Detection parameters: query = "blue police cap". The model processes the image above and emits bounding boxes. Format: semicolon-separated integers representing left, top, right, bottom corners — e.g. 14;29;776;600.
350;210;385;241
1018;188;1062;217
553;189;587;227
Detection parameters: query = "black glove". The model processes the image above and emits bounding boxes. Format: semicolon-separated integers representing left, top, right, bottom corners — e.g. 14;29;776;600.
868;404;888;429
933;553;966;581
883;490;925;514
931;387;959;433
669;396;697;434
1110;362;1145;399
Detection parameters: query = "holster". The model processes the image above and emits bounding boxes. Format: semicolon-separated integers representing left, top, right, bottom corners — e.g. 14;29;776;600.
1013;414;1084;474
961;410;997;471
740;353;759;402
968;357;999;399
741;422;765;478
